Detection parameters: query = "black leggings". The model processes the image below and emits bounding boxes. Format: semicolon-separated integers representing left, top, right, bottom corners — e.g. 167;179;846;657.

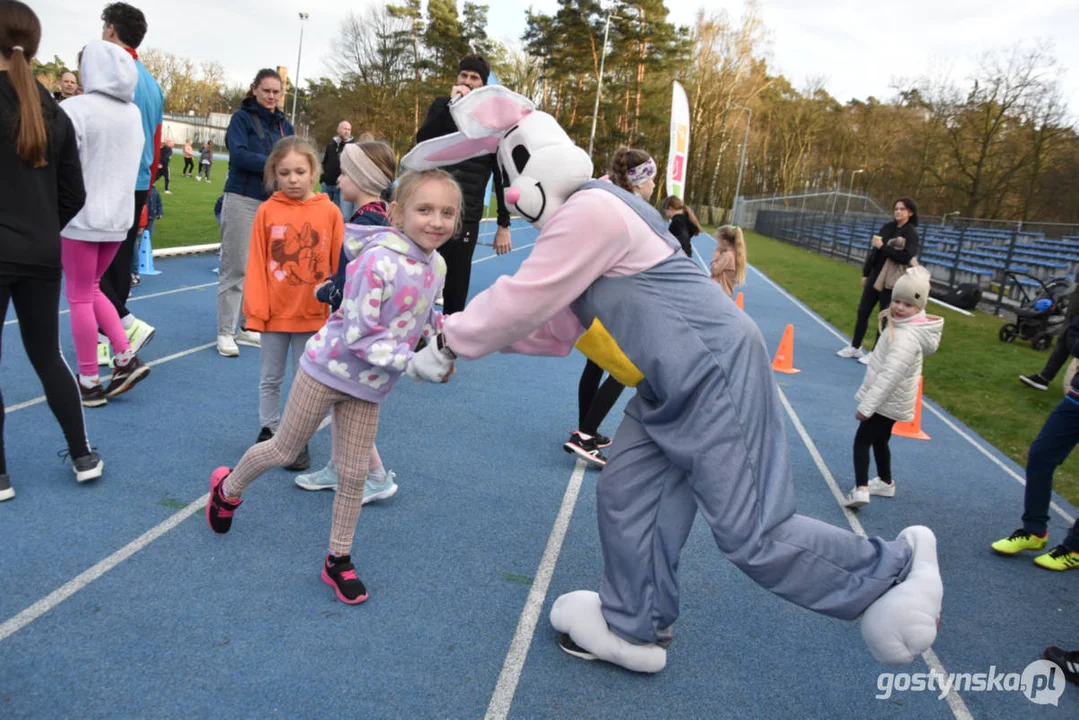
99;189;148;320
182;157;194;175
853;413;897;487
577;359;625;436
851;284;893;349
0;275;91;473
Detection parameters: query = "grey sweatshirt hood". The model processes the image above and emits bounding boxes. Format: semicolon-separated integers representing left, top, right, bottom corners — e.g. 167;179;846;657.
78;40;137;103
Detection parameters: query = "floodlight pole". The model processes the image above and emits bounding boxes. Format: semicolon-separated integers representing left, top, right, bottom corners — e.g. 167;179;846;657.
291;12;309;127
732;104;751;225
587;11;615;158
845;169;864;214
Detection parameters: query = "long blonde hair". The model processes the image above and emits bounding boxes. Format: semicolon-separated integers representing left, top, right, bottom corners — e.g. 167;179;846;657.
716;225;747;287
263;136;321;193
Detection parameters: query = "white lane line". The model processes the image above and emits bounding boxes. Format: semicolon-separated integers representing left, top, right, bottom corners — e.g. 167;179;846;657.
4;342;217;414
776;387;974;720
486;460;587;720
749;263;1076;523
0;411;335;645
3;282;218;326
474;242;536;265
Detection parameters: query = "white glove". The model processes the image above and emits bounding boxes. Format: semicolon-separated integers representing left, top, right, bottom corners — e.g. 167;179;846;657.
406;338;455;383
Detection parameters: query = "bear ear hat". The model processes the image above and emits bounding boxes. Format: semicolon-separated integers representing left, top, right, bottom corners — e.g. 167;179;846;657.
401;86;535;171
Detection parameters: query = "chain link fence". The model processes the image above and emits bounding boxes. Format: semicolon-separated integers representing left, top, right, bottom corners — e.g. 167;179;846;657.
752;207;1079;316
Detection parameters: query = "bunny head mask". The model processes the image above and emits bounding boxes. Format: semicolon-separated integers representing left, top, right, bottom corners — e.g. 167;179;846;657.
401;86;594;229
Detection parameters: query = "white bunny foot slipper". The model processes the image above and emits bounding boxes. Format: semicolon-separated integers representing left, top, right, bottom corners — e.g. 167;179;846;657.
550;590;666;673
861;526;943;664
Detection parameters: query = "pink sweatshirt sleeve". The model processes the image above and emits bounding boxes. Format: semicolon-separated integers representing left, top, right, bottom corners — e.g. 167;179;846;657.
443;189;673;359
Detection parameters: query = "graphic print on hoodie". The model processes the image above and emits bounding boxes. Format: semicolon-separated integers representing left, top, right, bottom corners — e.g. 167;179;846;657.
59;40;144;242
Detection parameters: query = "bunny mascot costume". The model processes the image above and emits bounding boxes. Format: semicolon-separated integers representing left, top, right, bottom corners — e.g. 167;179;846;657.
403;86;942;674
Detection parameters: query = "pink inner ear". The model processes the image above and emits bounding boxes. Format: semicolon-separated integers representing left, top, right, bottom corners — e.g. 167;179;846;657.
470;98;532;129
427;136;501;161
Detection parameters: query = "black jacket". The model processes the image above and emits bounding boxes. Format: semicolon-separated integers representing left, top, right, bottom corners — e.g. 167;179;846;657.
0;73;85;279
667;213;696;258
862;220;920;281
320;136;353;186
416;96;510;227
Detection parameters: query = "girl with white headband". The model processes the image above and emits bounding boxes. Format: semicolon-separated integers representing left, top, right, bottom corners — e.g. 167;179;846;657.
563;147;656;467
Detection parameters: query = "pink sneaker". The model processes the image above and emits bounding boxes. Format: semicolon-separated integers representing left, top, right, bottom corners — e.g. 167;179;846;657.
321;554;368;604
206;467;241;533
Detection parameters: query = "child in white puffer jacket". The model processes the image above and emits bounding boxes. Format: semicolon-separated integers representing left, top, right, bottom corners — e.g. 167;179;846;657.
845;266;942;508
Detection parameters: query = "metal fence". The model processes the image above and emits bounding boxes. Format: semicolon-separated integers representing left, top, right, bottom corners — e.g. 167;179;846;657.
754;208;1079;315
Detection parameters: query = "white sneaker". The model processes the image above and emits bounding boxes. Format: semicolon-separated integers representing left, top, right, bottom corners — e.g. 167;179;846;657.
217;334;239;357
836;345;865;359
858;352;873;365
844;487;870;508
234;330;261;348
868;477;896;498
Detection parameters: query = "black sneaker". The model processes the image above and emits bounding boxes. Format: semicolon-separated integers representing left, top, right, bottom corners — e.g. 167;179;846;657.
594;433;612;448
321;554;368;604
206;466;241;534
558;633;597;661
0;474;13;502
72;451;103;483
285;444;310;471
80;382;107;408
563;432;607;468
1020;374;1050;391
1043;646;1079;685
256;426;274;443
104;355;150;397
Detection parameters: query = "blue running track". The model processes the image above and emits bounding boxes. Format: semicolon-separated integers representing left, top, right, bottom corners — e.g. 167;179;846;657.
1;221;1076;718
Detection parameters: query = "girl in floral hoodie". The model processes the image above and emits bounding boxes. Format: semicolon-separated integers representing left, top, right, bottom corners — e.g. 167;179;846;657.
206;169;456;605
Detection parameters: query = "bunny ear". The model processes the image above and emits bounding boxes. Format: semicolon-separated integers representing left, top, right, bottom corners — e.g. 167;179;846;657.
400;132;502;171
450;85;535;138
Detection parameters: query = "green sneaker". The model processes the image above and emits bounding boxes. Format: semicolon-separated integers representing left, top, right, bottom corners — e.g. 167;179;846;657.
97;342;112;368
126;318;155;354
1034;545;1079;571
991;528;1048;555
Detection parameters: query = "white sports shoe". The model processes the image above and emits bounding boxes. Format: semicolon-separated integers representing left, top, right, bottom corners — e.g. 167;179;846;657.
836;345;865;359
858;352;873;365
234;330;261;348
868;477;896;498
217;334;239;357
844;487;870;508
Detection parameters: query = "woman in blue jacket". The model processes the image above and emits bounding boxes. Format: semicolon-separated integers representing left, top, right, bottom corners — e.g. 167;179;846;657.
216;68;293;358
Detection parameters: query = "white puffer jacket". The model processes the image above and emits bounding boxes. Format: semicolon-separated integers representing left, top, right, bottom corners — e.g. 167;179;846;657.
856;312;943;421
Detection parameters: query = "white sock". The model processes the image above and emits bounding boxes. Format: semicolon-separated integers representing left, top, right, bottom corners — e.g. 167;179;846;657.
79;374;99;389
114;350;134;367
121;314;135;330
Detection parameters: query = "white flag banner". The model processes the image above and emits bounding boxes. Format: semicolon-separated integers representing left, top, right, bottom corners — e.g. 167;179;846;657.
666;81;690;200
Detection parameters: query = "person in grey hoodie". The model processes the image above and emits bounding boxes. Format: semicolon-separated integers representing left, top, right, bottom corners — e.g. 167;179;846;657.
60;39;150;407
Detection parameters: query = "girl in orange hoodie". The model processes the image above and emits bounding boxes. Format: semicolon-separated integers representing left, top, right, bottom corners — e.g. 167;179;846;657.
243;137;343;469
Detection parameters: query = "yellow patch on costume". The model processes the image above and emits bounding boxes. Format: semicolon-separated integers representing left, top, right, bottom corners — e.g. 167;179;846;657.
574;319;643;387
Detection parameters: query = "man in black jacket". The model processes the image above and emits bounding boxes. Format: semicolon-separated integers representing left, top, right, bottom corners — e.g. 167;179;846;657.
320;120;353;217
415;54;512;315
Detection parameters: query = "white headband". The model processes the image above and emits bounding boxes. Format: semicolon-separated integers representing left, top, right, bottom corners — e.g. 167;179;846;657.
11;46;25;53
627;157;656;187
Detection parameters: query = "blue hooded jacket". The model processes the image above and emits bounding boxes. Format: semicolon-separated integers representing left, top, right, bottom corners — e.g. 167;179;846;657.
316;201;391;310
223;97;294;201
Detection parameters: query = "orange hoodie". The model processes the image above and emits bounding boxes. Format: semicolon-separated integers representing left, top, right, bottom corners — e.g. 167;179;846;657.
243;191;344;333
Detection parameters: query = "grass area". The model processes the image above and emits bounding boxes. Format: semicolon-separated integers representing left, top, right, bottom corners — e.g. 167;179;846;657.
729;228;1079;506
151;155;229;250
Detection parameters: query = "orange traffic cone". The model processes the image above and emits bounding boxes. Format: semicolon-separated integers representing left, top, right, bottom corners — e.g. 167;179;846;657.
735;292;744;311
893;377;930;440
771;324;800;374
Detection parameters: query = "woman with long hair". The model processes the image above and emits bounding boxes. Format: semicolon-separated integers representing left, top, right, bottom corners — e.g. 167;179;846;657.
215;68;294;358
0;0;103;501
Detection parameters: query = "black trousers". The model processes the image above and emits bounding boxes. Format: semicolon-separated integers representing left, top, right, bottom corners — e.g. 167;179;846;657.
158;162;170;191
851;283;893;349
1040;326;1075;381
100;189;148;320
577;359;625;436
0;275;91;473
853;413;897;486
439;219;481;316
182;157;194;175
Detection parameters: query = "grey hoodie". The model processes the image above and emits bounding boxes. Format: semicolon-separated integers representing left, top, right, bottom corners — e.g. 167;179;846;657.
60;40;145;242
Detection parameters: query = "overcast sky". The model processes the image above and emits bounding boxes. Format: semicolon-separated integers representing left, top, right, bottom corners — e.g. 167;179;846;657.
34;0;1079;119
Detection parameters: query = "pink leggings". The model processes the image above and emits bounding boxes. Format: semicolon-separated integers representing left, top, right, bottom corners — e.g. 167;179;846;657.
61;238;130;376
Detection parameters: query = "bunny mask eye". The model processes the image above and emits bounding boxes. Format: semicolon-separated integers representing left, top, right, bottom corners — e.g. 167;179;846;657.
511;145;531;174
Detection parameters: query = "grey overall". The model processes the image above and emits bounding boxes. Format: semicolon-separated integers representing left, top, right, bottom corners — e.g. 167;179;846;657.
569;181;914;645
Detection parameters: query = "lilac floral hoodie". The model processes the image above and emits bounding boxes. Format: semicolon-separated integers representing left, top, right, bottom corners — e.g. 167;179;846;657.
299;225;446;402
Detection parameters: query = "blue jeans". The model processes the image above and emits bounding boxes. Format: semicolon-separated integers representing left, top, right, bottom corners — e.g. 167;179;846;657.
1023;397;1079;550
322;183;355;222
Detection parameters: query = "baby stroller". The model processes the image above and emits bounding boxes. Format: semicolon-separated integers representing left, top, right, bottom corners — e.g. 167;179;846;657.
998;271;1073;350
